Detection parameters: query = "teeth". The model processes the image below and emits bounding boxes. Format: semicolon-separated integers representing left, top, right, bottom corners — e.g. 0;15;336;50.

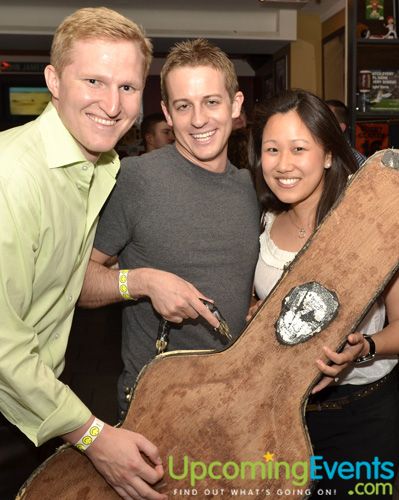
279;178;298;185
89;115;116;126
192;130;215;141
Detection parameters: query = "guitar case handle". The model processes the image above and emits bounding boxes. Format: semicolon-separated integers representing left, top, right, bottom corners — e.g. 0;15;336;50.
155;299;231;354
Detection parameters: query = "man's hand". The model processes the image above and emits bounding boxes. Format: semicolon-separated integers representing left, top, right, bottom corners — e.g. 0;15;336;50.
81;250;220;331
311;332;366;394
135;268;219;328
86;424;167;500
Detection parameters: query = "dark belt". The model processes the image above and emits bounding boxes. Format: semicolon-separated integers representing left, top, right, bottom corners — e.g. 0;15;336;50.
306;368;396;412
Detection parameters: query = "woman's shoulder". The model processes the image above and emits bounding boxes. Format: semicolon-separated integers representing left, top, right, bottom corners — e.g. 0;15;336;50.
259;211;296;269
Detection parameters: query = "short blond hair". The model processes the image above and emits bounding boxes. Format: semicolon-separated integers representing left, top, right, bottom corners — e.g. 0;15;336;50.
161;39;238;105
51;7;153;77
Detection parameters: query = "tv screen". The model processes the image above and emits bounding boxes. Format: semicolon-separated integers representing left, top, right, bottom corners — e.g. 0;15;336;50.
9;86;51;116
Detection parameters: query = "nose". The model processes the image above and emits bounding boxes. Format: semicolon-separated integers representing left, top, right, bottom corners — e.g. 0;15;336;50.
100;87;121;118
277;150;294;173
191;105;207;129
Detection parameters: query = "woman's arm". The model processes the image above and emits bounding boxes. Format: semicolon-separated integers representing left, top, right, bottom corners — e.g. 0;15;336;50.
312;270;399;393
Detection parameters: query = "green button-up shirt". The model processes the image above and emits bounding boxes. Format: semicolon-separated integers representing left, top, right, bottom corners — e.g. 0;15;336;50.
0;103;119;445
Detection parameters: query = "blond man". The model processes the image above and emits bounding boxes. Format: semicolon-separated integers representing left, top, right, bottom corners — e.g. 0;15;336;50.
0;7;166;500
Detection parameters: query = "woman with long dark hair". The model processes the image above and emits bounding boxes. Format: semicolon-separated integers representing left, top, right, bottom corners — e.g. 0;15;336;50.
250;89;399;497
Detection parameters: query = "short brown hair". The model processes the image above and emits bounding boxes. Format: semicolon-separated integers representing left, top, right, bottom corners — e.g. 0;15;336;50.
50;7;153;77
160;38;238;105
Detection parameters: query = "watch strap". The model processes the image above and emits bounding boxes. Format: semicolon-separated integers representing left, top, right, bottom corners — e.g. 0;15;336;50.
355;334;376;364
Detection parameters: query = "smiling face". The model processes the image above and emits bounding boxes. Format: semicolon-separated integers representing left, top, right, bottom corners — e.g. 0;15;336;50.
161;65;243;173
261;110;331;208
45;38;145;163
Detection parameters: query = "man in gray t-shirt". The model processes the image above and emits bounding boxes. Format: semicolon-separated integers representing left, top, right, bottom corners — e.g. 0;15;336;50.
79;39;260;416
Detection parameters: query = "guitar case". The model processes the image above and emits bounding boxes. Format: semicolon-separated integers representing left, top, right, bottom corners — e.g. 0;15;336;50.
18;150;399;499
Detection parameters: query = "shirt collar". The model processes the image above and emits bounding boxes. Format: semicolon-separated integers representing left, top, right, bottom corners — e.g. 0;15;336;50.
37;102;119;177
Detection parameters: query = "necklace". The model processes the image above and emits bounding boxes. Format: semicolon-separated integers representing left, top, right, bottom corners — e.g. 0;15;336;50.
287;211;308;239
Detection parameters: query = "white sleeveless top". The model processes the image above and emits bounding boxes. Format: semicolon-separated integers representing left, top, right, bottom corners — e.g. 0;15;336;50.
254;212;397;385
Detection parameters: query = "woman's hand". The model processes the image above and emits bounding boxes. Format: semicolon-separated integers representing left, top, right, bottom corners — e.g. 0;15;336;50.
311;332;367;394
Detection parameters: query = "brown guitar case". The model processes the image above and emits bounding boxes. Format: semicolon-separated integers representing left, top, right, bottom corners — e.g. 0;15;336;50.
18;150;399;499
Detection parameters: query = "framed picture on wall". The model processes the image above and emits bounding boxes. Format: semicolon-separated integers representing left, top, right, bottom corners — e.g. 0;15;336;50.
357;0;397;38
369;69;399;111
274;56;287;96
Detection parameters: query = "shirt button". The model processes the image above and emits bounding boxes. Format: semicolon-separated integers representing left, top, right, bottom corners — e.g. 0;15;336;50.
68;295;73;302
82;165;88;171
54;333;60;340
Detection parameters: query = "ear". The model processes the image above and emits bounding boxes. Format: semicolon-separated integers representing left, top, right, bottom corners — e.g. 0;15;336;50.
231;91;244;119
161;101;173;127
145;132;154;147
44;65;60;100
325;152;333;169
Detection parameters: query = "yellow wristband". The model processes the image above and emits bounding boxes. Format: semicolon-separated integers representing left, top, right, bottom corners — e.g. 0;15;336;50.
74;417;104;452
119;269;135;300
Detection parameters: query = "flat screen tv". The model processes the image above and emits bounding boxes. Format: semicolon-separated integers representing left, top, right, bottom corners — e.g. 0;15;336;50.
9;86;51;116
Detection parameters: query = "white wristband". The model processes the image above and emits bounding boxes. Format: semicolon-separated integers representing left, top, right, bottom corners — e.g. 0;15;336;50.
74;417;104;452
119;269;136;300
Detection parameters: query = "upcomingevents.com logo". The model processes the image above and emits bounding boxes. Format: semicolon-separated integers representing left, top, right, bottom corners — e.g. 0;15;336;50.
168;453;394;496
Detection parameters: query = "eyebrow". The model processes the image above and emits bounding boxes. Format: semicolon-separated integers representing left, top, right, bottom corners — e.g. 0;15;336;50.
290;138;310;143
263;138;311;144
172;94;223;105
80;73;143;89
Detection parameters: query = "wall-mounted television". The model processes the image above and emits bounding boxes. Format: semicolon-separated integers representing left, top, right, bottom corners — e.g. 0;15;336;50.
9;86;51;116
0;74;49;130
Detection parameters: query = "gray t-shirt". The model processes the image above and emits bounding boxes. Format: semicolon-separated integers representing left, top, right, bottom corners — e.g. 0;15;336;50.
94;145;260;409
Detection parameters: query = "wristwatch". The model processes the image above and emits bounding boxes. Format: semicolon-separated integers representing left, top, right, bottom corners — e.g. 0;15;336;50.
355;334;376;364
